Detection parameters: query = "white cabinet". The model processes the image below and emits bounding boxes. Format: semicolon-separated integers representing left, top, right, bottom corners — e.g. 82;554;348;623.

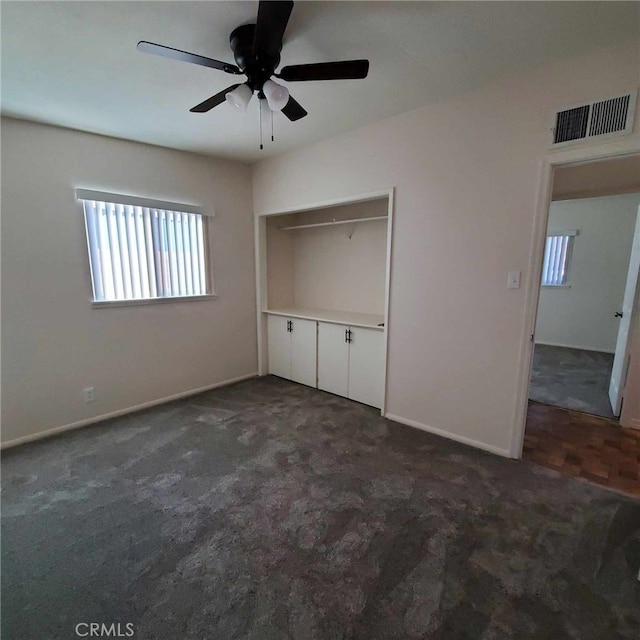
317;322;385;408
348;326;385;408
317;322;350;397
267;315;317;387
290;318;318;387
267;312;385;408
267;315;291;380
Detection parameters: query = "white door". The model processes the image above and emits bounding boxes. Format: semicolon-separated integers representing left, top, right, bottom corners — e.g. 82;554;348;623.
317;322;350;397
348;327;385;408
267;315;291;379
290;318;317;387
609;205;640;415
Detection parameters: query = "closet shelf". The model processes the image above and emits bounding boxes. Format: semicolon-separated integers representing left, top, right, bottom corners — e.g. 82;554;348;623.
279;215;388;231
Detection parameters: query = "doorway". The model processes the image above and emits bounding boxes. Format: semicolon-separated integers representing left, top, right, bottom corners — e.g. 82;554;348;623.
518;152;640;496
529;183;640;420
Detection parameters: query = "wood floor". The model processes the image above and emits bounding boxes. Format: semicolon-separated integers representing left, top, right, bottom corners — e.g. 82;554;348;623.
523;401;640;498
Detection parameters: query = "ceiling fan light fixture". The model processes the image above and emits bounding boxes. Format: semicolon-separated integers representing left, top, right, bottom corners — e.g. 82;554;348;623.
225;83;253;113
263;79;289;112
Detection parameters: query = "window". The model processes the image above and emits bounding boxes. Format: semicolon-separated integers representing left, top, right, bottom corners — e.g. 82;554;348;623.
77;189;211;303
541;230;577;286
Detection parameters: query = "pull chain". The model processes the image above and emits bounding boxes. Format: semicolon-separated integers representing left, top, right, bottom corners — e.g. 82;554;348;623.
271;108;274;142
259;99;263;150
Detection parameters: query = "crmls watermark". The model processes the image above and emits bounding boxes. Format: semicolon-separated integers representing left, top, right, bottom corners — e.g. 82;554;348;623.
75;623;135;637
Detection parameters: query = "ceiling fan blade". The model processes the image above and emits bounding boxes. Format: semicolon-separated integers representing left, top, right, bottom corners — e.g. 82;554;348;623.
252;1;293;58
190;85;240;113
281;95;307;122
278;60;370;82
137;41;241;75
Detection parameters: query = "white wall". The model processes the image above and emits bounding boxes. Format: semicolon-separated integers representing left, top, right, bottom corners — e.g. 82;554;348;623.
1;118;257;445
252;40;640;456
293;218;387;315
535;194;640;352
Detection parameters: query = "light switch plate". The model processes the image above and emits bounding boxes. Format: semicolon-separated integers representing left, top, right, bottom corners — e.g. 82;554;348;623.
508;271;521;289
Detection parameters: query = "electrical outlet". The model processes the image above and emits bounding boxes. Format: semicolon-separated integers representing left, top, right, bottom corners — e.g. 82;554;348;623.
83;387;95;403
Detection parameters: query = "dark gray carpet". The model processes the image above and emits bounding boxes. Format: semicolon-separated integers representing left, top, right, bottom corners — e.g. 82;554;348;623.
529;344;616;419
2;376;639;640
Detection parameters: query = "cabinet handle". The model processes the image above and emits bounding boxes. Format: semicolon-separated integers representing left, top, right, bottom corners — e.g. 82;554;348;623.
345;328;352;343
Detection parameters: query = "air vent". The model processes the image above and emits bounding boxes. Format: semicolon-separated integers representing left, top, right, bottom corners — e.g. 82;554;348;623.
552;90;636;146
589;94;631;136
554;105;590;144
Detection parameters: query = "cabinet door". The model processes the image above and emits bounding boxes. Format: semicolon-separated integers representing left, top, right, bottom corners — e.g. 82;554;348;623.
348;327;385;408
290;318;318;388
267;315;291;379
317;322;349;398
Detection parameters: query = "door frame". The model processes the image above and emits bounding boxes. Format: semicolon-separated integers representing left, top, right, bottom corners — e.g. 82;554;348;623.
509;136;640;459
253;187;395;415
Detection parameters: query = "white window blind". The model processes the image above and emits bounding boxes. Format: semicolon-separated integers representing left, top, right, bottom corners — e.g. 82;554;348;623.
541;230;577;286
80;196;209;302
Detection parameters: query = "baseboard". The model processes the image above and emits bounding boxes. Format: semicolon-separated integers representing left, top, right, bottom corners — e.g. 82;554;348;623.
384;413;512;458
534;341;614;354
624;418;640;431
1;373;258;450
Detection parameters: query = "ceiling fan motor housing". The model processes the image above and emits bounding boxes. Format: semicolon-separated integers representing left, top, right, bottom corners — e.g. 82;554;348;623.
229;24;280;92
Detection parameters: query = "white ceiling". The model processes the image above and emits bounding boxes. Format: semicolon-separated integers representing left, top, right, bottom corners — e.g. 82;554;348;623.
2;1;638;163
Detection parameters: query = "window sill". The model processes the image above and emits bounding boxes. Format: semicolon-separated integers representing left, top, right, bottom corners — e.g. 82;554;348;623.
541;284;571;289
91;294;218;309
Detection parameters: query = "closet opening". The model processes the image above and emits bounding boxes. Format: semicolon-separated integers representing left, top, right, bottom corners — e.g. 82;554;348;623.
254;189;394;413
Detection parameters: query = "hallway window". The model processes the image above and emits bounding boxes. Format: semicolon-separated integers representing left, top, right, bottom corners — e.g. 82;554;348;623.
541;230;577;286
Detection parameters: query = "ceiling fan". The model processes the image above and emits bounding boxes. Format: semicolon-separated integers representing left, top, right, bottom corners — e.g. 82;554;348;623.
137;0;369;143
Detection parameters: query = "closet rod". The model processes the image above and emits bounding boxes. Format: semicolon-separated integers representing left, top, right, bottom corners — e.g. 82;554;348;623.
279;215;388;231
